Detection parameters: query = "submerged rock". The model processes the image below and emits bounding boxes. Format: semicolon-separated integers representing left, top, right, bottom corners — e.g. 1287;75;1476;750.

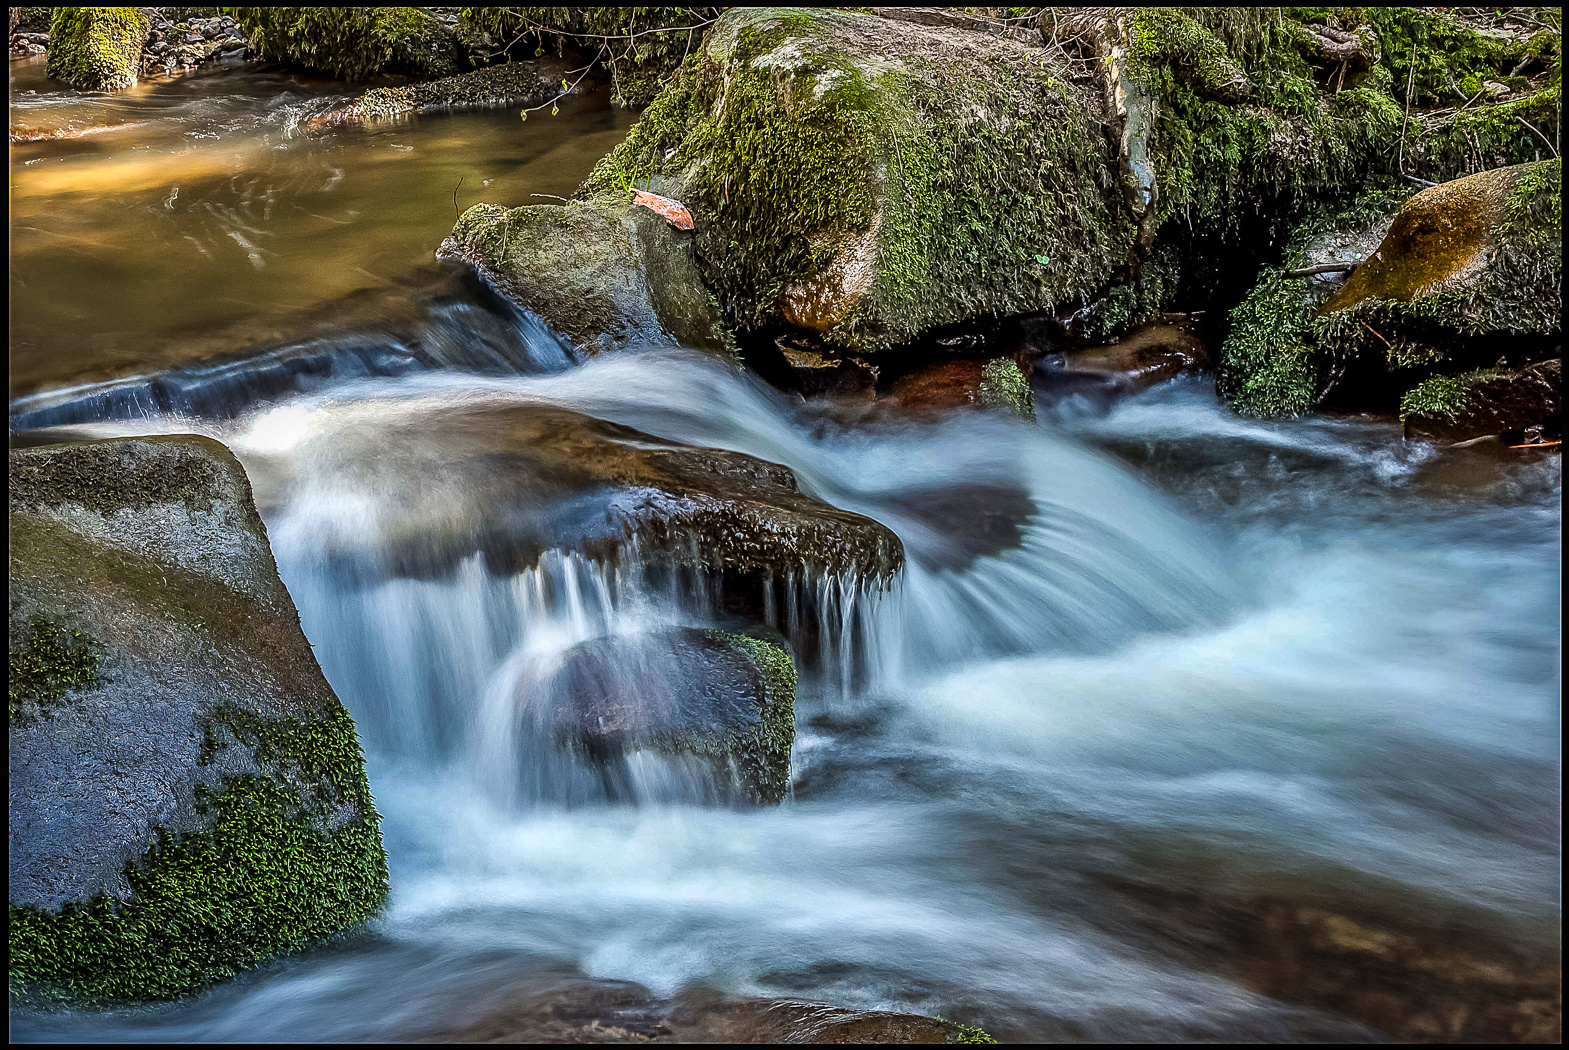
46;7;150;91
438;201;733;358
275;396;904;585
1062;320;1209;392
576;7;1133;356
547;629;795;806
9;436;388;1003
416;976;984;1043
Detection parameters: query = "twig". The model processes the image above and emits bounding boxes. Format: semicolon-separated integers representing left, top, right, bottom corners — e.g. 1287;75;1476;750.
522;45;605;117
530;193;571;203
1360;321;1393;349
453;176;463;219
1283;262;1357;278
1515;114;1559;158
1402;173;1438;187
1509;440;1562;449
1397;43;1415;175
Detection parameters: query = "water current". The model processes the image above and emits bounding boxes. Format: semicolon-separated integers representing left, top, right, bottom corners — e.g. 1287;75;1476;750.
10;55;1561;1042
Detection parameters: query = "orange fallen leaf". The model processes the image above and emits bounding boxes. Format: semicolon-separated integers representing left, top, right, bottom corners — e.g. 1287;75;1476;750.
632;189;694;230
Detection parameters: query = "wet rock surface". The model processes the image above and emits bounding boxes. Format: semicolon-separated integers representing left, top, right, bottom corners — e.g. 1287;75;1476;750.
9;436;388;1002
1102;874;1562;1043
886;358;1035;420
415;978;964;1043
334;60;558;120
1061;320;1209;392
439;201;733;358
275;397;904;585
546;629;795;806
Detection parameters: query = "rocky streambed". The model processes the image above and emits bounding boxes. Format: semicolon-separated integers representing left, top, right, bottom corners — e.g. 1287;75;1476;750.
10;6;1562;1044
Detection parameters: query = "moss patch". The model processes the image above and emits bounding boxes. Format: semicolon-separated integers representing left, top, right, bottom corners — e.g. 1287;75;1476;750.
224;6;460;80
713;630;797;806
8;619;103;723
9;703;388;1005
46;7;150;91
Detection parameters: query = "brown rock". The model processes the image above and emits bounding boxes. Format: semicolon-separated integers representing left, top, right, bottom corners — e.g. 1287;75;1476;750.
1063;320;1208;390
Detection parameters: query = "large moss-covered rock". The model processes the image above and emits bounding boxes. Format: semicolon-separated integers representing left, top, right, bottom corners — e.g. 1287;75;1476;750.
46;7;150;91
576;7;1134;355
437;200;733;357
544;628;795;805
9;436;388;1004
226;6;463;80
269;396;904;584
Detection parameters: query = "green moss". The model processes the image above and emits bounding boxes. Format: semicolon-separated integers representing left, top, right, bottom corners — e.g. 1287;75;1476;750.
8;619;103;722
46;7;150;91
707;630;796;807
1399;366;1516;421
9;703;388;1004
459;7;723;106
1218;269;1320;417
935;1015;999;1043
979;358;1035;419
223;6;459;80
1218;187;1413;416
1079;242;1183;342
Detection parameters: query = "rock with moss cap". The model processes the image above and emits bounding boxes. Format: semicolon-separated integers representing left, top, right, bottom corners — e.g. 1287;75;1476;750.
46;7;150;91
437;200;734;358
226;6;463;80
1401;358;1561;443
575;7;1135;357
542;628;796;805
886;358;1035;420
1315;160;1562;369
1221;161;1561;419
9;436;388;1004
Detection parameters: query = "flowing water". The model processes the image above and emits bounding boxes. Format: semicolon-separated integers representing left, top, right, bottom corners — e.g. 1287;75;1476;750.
9;56;1561;1043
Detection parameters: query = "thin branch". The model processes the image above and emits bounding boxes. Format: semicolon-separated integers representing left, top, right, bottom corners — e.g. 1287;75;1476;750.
1397;43;1415;175
1402;173;1438;187
1515;114;1559;157
529;193;571;202
1283;262;1357;278
453;176;463;220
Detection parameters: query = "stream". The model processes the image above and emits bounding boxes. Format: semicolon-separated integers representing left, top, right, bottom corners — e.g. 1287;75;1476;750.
9;55;1561;1043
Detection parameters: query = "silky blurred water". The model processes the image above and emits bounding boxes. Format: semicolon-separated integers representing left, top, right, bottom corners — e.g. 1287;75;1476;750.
9;53;1561;1046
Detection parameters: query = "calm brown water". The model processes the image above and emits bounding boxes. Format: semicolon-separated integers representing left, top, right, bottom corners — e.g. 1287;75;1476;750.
9;54;631;400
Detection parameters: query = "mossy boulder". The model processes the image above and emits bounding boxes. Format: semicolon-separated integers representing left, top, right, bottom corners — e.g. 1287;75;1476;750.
225;6;464;80
335;59;556;120
46;7;150;91
576;7;1134;356
268;395;904;585
1401;359;1561;443
1220;162;1561;419
437;200;733;358
13;8;55;34
9;436;388;1004
543;628;795;805
1316;161;1562;366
